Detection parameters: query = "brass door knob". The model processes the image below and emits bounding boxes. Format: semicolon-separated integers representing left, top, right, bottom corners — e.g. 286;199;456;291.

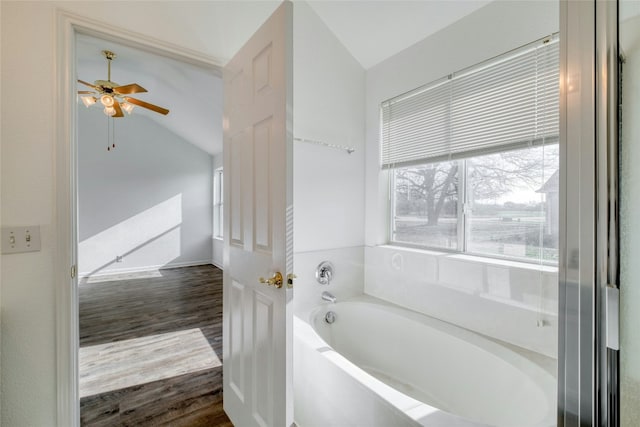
259;272;283;288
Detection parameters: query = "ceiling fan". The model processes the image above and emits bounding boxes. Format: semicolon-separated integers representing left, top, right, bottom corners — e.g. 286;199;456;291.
78;50;170;118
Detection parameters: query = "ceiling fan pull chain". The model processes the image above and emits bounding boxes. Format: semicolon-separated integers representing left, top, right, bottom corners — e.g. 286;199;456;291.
107;116;111;151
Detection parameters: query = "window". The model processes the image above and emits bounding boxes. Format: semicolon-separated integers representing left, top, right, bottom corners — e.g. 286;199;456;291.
465;146;559;261
392;160;460;250
384;36;559;263
213;168;223;239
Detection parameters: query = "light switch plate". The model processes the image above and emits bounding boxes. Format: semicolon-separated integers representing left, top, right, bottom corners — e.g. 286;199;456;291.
2;225;41;254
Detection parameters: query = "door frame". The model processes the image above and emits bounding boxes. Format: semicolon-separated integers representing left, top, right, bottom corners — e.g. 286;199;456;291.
558;0;620;425
54;10;223;426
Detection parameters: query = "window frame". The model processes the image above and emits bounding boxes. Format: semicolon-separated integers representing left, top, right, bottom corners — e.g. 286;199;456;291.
382;35;560;266
388;151;558;266
213;167;224;240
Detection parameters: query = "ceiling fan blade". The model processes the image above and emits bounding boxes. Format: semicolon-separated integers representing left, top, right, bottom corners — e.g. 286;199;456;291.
78;91;95;94
125;97;170;115
112;100;125;118
78;79;98;90
113;83;147;95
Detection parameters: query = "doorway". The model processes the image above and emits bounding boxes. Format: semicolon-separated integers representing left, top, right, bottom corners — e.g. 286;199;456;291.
75;33;227;425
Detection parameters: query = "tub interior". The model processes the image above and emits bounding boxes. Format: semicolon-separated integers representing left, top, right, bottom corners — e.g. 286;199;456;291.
308;299;556;427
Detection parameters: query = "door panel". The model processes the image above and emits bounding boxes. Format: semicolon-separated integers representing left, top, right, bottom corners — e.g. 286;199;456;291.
253;291;274;426
254;118;273;253
230;131;245;246
253;44;274;95
223;3;293;427
229;280;245;400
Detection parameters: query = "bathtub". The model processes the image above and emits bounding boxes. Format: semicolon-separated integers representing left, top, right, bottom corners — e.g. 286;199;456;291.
293;296;556;427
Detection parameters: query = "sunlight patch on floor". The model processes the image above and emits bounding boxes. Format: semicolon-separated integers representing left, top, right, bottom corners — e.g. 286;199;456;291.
79;327;221;398
81;269;165;284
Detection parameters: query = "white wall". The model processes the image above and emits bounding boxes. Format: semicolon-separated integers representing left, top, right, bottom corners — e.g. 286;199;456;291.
212;153;223;268
364;1;559;357
2;4;58;424
292;1;366;311
78;107;213;277
0;2;279;425
620;9;640;425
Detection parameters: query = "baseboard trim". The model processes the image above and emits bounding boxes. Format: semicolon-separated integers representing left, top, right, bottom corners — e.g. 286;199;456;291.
79;260;213;279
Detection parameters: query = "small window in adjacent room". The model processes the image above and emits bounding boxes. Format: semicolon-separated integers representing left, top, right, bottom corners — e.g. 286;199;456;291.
383;35;559;264
213;167;224;239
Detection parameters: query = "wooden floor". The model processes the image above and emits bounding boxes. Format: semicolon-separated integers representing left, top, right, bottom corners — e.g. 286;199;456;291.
79;265;233;426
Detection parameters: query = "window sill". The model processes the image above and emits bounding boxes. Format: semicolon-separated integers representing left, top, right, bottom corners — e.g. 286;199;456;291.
376;244;558;274
212;236;223;242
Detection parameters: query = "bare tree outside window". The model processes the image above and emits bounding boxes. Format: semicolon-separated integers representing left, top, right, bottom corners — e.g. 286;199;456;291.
392;144;559;262
393;160;459;249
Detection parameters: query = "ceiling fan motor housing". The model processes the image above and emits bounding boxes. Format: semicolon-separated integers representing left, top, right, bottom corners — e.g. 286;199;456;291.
94;80;120;94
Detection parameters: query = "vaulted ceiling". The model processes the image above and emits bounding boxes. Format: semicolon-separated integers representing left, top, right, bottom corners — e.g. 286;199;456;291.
308;1;490;69
76;34;223;156
76;1;491;156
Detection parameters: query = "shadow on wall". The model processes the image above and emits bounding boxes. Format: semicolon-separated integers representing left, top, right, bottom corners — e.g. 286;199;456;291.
79;195;183;276
78;107;213;276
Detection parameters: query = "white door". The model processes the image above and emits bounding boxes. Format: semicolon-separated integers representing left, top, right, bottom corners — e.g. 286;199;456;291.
222;2;294;427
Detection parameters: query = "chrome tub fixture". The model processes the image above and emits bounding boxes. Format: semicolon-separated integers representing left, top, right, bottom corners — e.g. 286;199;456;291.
321;291;337;303
316;261;334;285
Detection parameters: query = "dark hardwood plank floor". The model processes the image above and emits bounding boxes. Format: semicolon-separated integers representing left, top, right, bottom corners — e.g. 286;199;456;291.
79;265;233;426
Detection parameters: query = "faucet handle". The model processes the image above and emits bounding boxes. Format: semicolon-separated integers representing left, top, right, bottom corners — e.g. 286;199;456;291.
316;261;334;285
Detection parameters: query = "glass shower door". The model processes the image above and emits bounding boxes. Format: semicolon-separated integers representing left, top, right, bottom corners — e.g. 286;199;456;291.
619;1;640;424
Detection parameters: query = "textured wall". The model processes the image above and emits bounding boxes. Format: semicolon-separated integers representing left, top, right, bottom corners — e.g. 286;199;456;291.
78;108;213;276
292;2;366;312
293;1;365;254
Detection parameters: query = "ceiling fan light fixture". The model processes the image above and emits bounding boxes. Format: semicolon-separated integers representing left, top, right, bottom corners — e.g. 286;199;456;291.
100;94;115;107
77;50;169;121
81;96;97;108
121;102;135;114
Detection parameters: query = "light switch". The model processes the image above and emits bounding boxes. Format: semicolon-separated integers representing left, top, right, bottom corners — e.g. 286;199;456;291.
2;225;41;254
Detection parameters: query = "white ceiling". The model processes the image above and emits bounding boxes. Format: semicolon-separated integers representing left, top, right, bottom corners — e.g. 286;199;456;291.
76;1;492;155
308;0;491;69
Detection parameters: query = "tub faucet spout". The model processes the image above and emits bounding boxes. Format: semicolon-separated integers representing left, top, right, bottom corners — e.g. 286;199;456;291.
321;291;337;303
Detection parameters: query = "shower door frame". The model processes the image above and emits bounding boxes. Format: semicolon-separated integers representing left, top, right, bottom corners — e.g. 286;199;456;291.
558;0;620;425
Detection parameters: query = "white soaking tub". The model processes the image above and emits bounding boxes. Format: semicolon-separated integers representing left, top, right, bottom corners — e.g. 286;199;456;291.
293;296;556;427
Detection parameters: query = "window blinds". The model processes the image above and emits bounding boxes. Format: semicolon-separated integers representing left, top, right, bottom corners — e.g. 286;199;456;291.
381;36;559;169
